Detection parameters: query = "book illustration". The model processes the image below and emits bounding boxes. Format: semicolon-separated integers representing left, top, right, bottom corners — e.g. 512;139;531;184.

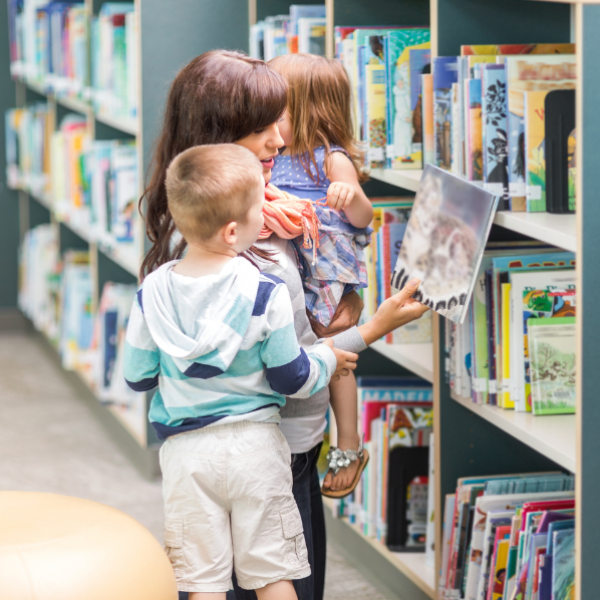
391;164;498;324
433;57;459;170
544;90;575;214
409;48;431;163
507;100;526;211
482;65;509;205
524;90;549;212
422;73;435;165
568;128;576;212
552;528;575;600
388;405;433;448
383;30;431;169
297;17;326;55
461;44;575;56
529;317;576;415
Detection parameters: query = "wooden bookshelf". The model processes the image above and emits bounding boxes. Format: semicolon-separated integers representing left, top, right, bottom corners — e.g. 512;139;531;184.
371;341;434;383
369;168;422;193
450;391;577;472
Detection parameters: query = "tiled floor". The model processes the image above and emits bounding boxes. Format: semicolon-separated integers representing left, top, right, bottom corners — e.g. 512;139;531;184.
0;331;388;600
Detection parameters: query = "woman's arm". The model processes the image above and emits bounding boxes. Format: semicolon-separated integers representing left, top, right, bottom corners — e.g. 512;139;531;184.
324;151;373;229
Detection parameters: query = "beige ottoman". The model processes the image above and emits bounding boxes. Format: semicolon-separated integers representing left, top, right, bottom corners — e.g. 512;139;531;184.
0;492;178;600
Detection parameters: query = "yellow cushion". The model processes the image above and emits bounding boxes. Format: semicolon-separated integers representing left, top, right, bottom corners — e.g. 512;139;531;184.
0;492;178;600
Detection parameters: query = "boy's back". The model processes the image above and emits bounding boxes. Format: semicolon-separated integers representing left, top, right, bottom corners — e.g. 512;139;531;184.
124;256;336;440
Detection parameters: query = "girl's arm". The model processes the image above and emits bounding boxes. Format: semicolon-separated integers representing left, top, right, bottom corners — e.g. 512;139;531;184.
324;151;373;229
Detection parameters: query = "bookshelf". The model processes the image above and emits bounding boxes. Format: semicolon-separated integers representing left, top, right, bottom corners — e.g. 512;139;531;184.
371;340;434;383
2;0;251;478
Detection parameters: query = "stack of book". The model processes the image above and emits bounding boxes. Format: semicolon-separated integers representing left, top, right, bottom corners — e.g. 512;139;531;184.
5;104;50;195
250;4;326;60
431;45;576;213
7;0;138;121
331;376;433;554
440;472;575;600
445;245;576;415
360;197;432;344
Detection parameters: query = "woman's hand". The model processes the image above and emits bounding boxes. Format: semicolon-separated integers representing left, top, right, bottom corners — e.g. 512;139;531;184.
308;291;364;338
358;279;430;345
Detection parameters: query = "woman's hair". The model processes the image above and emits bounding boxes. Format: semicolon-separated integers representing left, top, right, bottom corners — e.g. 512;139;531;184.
269;53;366;184
140;50;287;278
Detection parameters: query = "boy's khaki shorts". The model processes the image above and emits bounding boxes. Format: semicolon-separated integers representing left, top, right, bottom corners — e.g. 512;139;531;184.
160;421;310;593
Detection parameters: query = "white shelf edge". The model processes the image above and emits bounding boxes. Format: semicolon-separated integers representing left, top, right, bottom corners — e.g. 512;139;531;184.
370;340;434;383
323;497;436;599
451;391;576;472
94;112;138;136
369;168;422;193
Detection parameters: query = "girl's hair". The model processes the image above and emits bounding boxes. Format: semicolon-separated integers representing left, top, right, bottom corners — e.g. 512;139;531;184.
269;53;366;184
140;50;287;278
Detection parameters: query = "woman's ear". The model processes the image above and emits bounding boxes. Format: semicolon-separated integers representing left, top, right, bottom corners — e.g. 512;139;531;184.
221;221;238;246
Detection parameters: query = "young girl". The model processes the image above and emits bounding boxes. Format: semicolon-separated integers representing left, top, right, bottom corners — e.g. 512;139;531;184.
269;53;374;496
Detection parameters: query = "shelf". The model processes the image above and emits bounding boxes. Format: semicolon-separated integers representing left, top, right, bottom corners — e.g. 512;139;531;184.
369;168;422;193
371;341;434;383
323;498;436;599
451;391;576;472
19;78;138;136
493;211;577;253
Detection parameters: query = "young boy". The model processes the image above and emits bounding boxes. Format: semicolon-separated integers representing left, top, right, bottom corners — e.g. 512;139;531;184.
123;144;358;600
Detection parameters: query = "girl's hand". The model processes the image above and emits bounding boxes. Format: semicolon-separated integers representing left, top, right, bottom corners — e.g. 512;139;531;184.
308;291;364;338
323;338;358;381
326;181;356;211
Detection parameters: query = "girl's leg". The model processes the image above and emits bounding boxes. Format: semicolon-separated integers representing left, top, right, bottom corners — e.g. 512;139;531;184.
189;593;226;600
323;372;360;491
256;580;297;600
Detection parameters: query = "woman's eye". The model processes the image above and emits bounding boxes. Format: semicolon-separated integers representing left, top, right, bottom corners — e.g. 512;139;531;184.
253;128;265;135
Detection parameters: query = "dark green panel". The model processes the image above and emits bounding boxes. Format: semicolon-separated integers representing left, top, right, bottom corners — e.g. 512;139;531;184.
363;178;416;198
436;0;570;57
356;346;414;378
28;196;51;229
436;318;563;538
59;223;89;255
97;250;137;295
140;0;250;176
579;7;600;598
334;0;429;27
94;119;135;142
257;0;318;22
0;1;19;308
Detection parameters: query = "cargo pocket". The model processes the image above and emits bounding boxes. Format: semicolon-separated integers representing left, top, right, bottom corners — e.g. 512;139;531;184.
164;518;185;576
280;505;308;567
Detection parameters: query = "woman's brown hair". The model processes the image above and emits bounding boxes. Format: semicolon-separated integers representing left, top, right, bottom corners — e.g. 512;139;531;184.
269;53;366;184
140;50;287;278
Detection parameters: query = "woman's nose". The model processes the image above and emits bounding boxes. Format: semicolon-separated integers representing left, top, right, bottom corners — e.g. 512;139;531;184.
268;123;284;148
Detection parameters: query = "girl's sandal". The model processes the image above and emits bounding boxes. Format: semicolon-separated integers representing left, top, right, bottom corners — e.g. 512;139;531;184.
320;445;370;499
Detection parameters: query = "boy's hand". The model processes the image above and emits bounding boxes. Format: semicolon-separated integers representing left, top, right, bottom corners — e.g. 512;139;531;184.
358;278;430;345
326;181;356;211
323;338;358;381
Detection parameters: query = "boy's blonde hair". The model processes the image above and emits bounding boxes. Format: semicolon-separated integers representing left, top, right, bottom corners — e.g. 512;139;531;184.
165;144;263;242
269;53;365;184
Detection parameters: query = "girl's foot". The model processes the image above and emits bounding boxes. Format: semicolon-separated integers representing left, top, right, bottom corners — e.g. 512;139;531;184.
322;436;367;496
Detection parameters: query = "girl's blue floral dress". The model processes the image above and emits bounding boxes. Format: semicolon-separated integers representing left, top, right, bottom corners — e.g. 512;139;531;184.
271;145;371;327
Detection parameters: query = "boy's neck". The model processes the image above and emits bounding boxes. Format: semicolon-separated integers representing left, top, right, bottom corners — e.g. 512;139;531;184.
173;242;237;278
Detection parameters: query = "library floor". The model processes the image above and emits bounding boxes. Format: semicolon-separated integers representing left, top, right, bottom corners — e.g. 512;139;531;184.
0;330;388;600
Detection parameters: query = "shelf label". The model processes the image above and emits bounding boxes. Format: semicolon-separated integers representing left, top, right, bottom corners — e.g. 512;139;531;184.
526;185;542;200
368;147;384;162
473;378;487;393
488;380;497;394
386;144;395;158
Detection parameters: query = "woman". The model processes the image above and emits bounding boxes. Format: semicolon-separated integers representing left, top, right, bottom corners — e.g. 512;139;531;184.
142;50;427;600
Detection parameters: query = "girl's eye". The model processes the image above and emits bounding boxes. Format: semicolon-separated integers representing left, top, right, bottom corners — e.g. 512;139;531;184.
253;128;265;135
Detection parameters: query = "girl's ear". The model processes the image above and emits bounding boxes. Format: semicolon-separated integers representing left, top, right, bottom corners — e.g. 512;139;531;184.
222;221;238;246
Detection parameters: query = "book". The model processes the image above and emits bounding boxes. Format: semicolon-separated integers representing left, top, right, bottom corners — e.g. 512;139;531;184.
466;77;483;181
391;164;499;324
551;529;575;600
461;44;575;56
383;30;431;169
544;90;576;214
433;56;459;170
529;317;576;415
422;73;435;165
365;36;387;168
297;17;326;55
524;89;550;212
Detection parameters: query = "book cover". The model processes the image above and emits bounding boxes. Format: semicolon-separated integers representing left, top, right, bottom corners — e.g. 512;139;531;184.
297;17;326;55
433;57;459;170
524;90;550;212
507;96;526;211
482;64;509;208
529;317;576;415
383;30;431;169
501;282;513;408
509;270;576;412
568;129;576;212
461;44;575;56
467;78;483;181
545;90;575;214
489;535;510;600
391;164;499;324
552;529;575;600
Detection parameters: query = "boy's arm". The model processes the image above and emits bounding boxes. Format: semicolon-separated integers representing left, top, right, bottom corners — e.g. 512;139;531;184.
261;282;338;399
123;290;160;392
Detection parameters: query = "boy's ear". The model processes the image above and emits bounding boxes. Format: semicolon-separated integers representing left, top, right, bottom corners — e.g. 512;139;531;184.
221;221;238;246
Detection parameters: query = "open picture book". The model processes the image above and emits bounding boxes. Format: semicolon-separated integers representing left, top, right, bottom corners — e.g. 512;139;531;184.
391;164;499;323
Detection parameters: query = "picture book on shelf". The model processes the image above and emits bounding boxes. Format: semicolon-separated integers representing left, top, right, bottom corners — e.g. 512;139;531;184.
365;35;387;168
433;56;459;170
391;164;499;324
529;317;576;415
460;43;575;56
